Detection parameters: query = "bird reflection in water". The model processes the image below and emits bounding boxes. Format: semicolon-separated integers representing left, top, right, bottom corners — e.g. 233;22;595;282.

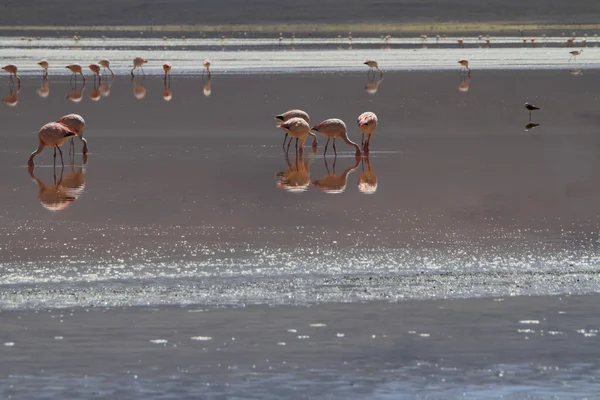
163;63;173;101
89;79;102;101
276;151;311;193
27;162;87;212
131;77;147;99
457;72;471;92
525;122;540;131
202;74;212;97
2;80;20;106
569;68;583;76
357;154;377;194
365;74;384;95
99;79;113;98
37;78;50;98
66;80;86;103
312;155;360;194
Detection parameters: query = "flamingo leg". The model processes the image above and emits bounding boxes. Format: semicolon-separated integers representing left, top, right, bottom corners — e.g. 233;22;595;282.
282;133;288;148
140;66;145;76
361;133;364;148
295;138;298;152
57;145;64;165
286;137;292;154
69;138;74;156
332;138;337;156
324;138;330;156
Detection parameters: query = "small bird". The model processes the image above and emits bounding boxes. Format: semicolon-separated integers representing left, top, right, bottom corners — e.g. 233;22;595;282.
275;109;317;148
525;102;540;121
311;119;361;157
458;59;470;72
131;56;148;77
569;49;583;62
56;114;87;155
277;117;312;154
203;59;211;76
88;63;102;82
2;64;21;85
364;60;383;76
28;122;78;167
66;64;85;83
457;39;464;48
98;59;114;78
357;112;378;152
37;59;49;78
163;62;172;81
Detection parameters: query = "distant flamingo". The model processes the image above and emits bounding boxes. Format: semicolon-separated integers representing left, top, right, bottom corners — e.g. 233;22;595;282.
458;59;470;72
2;64;21;85
357;112;378;152
277;117;311;154
131;56;148;77
275;109;317;149
311;119;361;157
457;39;464;48
203;59;212;76
66;64;85;83
163;62;172;82
89;63;102;82
364;60;383;76
57;113;87;156
38;59;49;78
28;122;78;167
98;59;114;78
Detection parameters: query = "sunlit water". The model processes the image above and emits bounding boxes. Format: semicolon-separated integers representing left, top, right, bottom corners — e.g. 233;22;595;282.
1;65;600;397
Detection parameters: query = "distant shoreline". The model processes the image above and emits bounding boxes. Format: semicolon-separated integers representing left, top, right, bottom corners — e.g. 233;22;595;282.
1;22;600;36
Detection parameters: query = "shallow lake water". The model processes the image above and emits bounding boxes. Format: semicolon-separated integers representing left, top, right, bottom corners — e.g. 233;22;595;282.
1;68;600;398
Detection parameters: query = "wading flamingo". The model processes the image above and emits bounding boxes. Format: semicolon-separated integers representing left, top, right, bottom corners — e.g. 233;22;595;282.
163;62;172;82
28;122;77;167
357;111;378;152
2;64;21;85
38;59;49;78
131;56;148;77
525;102;540;121
275;109;317;149
458;59;470;72
203;59;211;76
277;117;311;154
311;119;361;157
98;59;114;78
66;64;85;83
364;60;383;76
57;113;87;156
89;63;102;82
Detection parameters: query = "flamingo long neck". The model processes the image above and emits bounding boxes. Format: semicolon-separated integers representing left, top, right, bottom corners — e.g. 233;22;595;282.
28;141;44;166
341;132;362;155
309;131;318;146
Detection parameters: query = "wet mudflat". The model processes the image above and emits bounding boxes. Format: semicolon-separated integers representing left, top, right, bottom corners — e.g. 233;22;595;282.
1;69;600;397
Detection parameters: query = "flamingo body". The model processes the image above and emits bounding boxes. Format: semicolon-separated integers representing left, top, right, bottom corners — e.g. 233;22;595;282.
357;111;378;151
28;122;77;166
312;118;361;157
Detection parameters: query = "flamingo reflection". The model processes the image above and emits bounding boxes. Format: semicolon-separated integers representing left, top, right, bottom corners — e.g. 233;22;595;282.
202;74;212;97
99;79;113;98
2;81;20;106
312;155;360;194
163;78;172;101
357;154;377;194
66;80;86;103
37;79;50;98
276;151;311;192
132;77;148;99
27;163;86;212
458;72;471;92
365;74;384;95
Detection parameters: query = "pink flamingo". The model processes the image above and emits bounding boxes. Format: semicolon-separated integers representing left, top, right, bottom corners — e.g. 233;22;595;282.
275;109;317;148
458;59;470;72
277;117;311;154
163;62;172;82
311;119;361;157
66;64;85;83
98;59;114;78
28;122;78;167
131;56;148;77
89;63;102;82
203;59;211;76
37;59;49;78
357;111;378;152
363;60;383;76
2;64;21;86
56;113;87;156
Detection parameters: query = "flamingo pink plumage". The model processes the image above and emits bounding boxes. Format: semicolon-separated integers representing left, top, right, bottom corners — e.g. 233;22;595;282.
311;118;361;157
277;117;311;154
357;111;378;152
28;122;78;167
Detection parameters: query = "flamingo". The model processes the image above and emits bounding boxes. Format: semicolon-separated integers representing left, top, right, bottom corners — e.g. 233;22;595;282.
311;119;361;157
203;59;211;76
163;62;172;82
458;59;470;72
364;60;383;76
89;63;102;82
98;59;114;78
275;109;317;149
57;113;87;156
66;64;85;83
37;59;49;78
569;49;583;62
358;154;377;194
277;117;311;154
357;112;378;152
131;56;148;77
28;122;78;167
525;102;540;121
2;64;21;85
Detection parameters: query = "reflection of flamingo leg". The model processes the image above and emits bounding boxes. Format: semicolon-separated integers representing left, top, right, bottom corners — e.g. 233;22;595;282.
361;133;364;148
